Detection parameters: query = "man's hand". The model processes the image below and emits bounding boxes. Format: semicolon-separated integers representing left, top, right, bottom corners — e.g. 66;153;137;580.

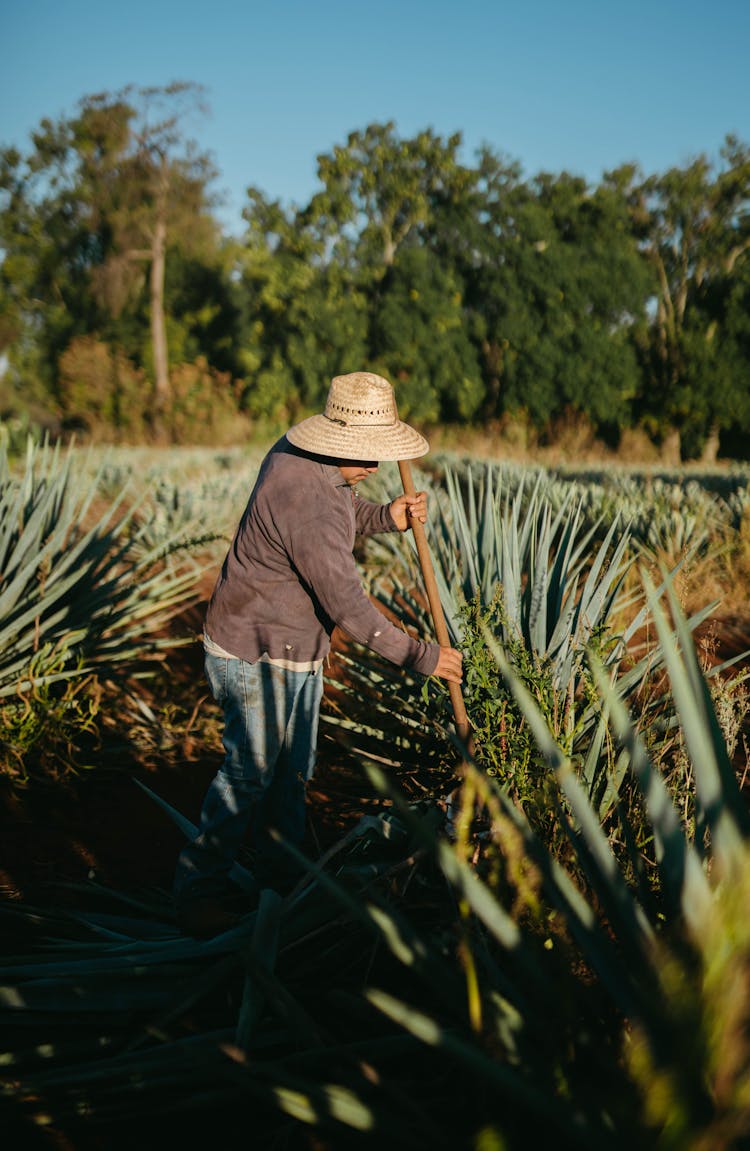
390;490;428;532
434;646;463;684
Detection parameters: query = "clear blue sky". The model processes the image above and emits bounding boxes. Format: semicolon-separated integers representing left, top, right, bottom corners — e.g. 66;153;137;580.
3;0;749;234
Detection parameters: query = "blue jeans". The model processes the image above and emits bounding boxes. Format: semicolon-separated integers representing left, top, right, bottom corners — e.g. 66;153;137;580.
174;652;324;903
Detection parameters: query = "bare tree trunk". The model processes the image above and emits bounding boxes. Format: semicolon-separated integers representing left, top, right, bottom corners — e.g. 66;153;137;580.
150;213;169;438
700;425;721;465
660;427;682;467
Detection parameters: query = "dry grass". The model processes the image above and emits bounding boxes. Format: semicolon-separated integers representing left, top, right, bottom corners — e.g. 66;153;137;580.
425;412;745;471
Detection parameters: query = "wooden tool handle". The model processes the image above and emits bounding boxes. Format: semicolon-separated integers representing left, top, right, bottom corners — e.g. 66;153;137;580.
398;459;471;743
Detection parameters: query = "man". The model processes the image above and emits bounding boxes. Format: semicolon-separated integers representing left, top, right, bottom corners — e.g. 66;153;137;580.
174;371;463;937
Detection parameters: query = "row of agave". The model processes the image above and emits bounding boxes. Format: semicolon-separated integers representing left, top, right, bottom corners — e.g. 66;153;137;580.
429;451;750;559
0;438;245;780
1;446;750;1148
351;463;743;815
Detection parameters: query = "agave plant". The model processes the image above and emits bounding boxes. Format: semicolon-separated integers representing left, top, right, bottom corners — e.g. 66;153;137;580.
0;438;222;777
2;579;748;1151
0;438;222;694
378;462;719;662
428;453;750;560
0;803;467;1149
312;576;750;1148
335;461;724;825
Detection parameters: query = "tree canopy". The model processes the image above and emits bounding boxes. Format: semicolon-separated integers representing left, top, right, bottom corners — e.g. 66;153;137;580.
2;88;749;458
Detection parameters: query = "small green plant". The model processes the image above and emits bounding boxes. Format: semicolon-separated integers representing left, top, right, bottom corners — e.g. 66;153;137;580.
0;654;101;784
460;589;554;827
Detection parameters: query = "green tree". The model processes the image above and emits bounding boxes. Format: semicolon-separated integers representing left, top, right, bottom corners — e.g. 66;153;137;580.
628;137;750;457
0;83;222;438
439;149;652;435
303;122;480;422
0;125;108;422
426;147;528;421
307;121;471;275
369;244;483;423
530;169;653;435
723;252;750;397
236;188;368;421
72;83;221;434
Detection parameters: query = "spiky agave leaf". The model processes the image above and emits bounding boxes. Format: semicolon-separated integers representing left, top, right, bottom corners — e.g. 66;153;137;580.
484;605;750;1141
588;657;714;940
642;568;750;875
0;438;217;701
0;809;493;1146
352;461;732;826
325;599;749;1146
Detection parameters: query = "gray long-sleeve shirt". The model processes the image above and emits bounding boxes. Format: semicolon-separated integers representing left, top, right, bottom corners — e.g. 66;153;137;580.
204;437;440;676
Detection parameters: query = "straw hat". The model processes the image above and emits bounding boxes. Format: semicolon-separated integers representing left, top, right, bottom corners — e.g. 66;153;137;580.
286;372;429;461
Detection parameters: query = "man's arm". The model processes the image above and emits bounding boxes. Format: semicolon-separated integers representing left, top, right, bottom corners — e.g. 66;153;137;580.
353;490;429;535
289;513;439;676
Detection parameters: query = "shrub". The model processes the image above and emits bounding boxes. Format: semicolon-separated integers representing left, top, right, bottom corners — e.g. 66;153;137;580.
168;358;249;445
58;336;149;440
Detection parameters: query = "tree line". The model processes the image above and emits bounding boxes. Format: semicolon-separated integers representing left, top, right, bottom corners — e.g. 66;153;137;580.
1;82;749;459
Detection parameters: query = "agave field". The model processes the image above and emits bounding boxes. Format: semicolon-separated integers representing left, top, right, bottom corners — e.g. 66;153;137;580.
2;438;750;1151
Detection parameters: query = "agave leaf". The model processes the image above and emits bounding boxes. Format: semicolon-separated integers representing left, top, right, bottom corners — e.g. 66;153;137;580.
367;988;606;1150
589;657;714;938
0;930;252;977
443;463;478;593
644;570;750;870
575;516;628;623
0;978;184;1013
134;780;258;894
276;834;477;1018
478;632;680;1017
237;954;326;1051
235;888;283;1049
527;503;552;653
546;502;585;631
57;911;178;942
579;708;612;803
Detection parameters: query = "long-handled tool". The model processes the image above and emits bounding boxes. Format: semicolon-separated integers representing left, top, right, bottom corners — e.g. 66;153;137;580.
398;458;471;747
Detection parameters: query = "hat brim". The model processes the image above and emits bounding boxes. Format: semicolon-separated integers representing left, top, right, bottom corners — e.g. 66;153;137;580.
286;414;429;461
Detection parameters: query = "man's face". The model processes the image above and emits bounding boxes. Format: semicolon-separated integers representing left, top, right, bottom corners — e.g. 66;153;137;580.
338;460;379;486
